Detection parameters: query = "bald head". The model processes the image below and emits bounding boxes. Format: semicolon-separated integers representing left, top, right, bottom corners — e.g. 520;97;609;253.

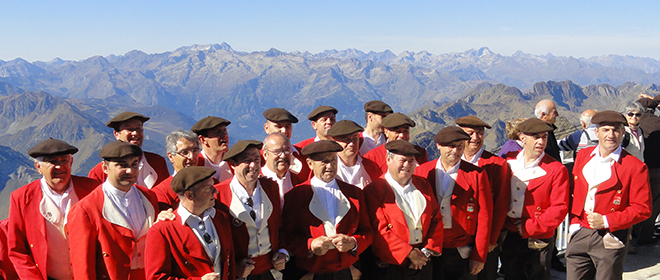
535;99;559;124
580;109;596;129
262;132;292;178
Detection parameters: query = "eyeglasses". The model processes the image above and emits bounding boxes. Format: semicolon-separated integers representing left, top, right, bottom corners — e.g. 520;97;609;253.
627;112;642;117
267;149;291;157
245;197;257;221
175;148;200;158
198;222;213;244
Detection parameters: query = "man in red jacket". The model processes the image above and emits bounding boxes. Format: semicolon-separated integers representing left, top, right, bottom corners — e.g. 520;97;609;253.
261;132;304;208
8;139;98;280
415;126;492;279
329;120;380;189
192;116;234;183
566;111;651;280
455;116;512;280
215;140;288;280
68;141;159;280
499;118;569;280
282;140;373;280
146;166;235;280
359;100;393;156
295;105;338;149
364;140;443;280
88;111;170;188
263;108;310;180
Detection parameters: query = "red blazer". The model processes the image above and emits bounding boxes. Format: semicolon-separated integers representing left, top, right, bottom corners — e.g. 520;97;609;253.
294;137;315;150
570;147;651;232
88;151;170;186
196;154;235;176
363;144;428;180
503;152;569;239
214;177;283;275
0;219;18;280
281;179;373;274
67;185;159;280
7;176;97;280
477;151;512;245
152;176;181;212
415;159;492;263
145;211;235;280
363;176;443;265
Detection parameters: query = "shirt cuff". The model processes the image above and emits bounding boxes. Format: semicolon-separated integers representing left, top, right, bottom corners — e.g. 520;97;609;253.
603;215;609;229
277;249;290;262
568;223;581;234
421;248;440;257
351;237;358;252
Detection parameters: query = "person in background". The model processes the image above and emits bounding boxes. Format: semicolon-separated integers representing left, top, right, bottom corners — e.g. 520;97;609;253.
360;100;393;156
329;120;379;189
498;118;527;158
192;116;234;182
557;109;598;157
621;102;645;161
295;105;338;149
263;108;310;180
261;132;304;208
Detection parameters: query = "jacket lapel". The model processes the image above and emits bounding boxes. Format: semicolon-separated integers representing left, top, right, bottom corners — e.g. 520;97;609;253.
259;186;273;232
309;186;335;236
101;190;134;238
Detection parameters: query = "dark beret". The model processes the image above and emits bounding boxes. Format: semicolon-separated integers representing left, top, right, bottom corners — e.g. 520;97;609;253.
327;120;364;137
308;106;338;121
433;126;471;145
99;141;143;160
381;113;416;129
637;98;659;109
171;166;216;194
518;118;554;135
223;140;263;162
591;110;627;126
106;112;149;130
455;116;491;129
301;140;343;157
263;108;299;123
364;100;393;114
28;138;78;158
385;140;421;156
191;116;231;135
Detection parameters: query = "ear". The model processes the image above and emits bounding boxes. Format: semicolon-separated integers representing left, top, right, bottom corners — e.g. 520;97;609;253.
34;161;45;175
263;123;270;134
102;161;110;175
306;158;314;169
113;130;121;140
198;135;207;146
167;152;176;163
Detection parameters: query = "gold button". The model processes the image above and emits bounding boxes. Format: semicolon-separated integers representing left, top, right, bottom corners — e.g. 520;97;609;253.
467;216;471;220
387;224;393;229
617;190;622;194
611;208;615;212
35;264;39;268
574;176;578;180
537;207;541;211
102;252;109;257
469;198;474;202
30;244;34;248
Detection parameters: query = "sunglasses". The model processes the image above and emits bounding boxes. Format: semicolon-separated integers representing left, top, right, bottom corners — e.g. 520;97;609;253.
626;112;641;117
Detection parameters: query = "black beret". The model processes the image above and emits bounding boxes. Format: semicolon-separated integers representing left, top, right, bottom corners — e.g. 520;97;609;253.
327;120;364;137
28;138;78;158
518;118;554;135
384;140;421;156
263;108;299;123
301;140;343;157
307;106;338;121
591;110;627;126
99;141;143;160
381;113;416;129
364;100;393;114
223;140;263;162
171;166;216;194
434;126;471;145
191;116;231;135
106;112;150;130
455;116;491;129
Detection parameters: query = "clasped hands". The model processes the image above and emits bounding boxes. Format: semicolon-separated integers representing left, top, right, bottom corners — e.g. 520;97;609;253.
310;234;356;256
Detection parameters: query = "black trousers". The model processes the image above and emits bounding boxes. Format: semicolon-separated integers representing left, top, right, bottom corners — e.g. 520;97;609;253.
499;233;554;280
432;248;476;280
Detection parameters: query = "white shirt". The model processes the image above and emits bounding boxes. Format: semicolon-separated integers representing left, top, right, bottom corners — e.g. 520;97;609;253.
261;166;295;208
507;150;545;218
40;178;77;280
201;150;234;182
336;155;372;189
102;181;147;235
136;155;158;188
310;177;343;227
229;177;264;229
40;178;76;221
178;206;222;270
360;131;386;155
580;145;620;229
385;172;426;244
462;146;485;166
435;160;460;229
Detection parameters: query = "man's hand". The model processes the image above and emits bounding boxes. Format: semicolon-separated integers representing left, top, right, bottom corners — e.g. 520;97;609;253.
236;258;256;278
272;252;287;271
310;236;333;256
586;212;605;229
155;208;176;223
349;265;362;280
406;248;429;270
515;219;523;236
330;234;356;253
639;93;654;100
201;272;220;280
488;244;498;253
469;260;485;275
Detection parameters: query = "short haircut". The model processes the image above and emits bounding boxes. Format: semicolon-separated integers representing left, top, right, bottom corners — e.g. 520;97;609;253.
623;102;645;115
262;132;290;151
165;130;200;154
580;113;593;126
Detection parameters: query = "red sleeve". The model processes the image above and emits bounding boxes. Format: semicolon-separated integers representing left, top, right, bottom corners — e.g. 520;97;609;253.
7;192;43;279
606;163;652;231
67;204;98;280
145;225;200;280
522;164;569;238
470;170;493;263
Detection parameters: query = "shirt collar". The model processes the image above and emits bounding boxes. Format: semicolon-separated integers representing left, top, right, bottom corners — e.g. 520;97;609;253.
590;145;622;163
310;176;338;190
102;180;136;198
40;177;74;199
462;146;485;165
435;158;460;174
229;176;261;203
384;171;413;192
177;204;216;225
516;149;545;168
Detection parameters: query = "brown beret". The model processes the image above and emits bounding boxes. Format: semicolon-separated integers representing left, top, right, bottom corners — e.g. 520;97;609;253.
385;140;421;156
263;108;299;123
308;106;338;121
381;113;416;129
434;126;471;145
364;100;393;114
518;118;554;135
637;98;658;109
591;110;627;126
191;116;231;135
106;112;149;130
327;120;364;137
223;140;263;162
455;116;491;129
99;141;143;160
301;140;343;157
171;166;216;194
28;138;78;158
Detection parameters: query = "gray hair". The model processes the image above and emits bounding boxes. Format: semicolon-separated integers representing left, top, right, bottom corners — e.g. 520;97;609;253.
622;102;645;115
579;113;593;126
262;132;290;151
386;151;395;159
165;130;200;154
534;100;554;118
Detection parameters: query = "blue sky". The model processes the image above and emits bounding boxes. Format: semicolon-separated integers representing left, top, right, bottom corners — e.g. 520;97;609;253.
2;0;660;62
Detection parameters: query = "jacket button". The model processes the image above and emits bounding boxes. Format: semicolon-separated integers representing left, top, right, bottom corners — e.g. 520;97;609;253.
617;190;622;194
387;224;393;229
35;263;39;268
30;244;34;248
611;208;615;212
469;198;474;202
537;207;541;211
574;175;578;180
467;216;471;220
102;252;109;257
